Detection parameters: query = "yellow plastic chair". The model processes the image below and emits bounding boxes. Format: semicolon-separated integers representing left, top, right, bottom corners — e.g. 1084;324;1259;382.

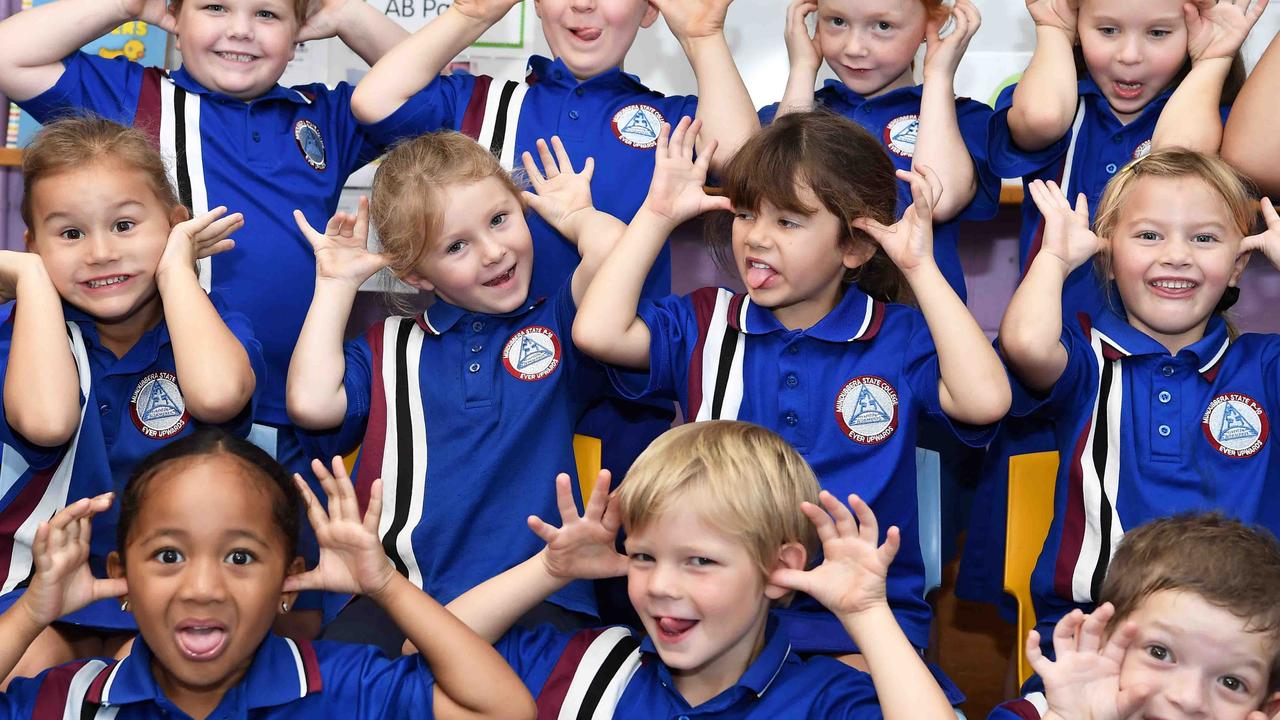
1004;451;1059;688
573;434;603;499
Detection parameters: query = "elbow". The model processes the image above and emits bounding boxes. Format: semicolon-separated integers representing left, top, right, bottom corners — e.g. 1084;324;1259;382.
1008;107;1065;153
572;315;607;360
11;409;78;448
349;85;382;125
185;387;252;425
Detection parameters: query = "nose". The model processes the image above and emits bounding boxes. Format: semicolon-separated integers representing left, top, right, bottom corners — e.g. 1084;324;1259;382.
842;28;870;58
569;0;593;11
1117;36;1144;65
179;557;229;603
1160;238;1193;267
478;237;508;266
225;9;253;38
85;232;120;265
646;561;681;599
1164;671;1208;715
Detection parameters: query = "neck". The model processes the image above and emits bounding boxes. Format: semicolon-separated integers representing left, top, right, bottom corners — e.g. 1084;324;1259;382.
94;297;163;358
671;616;770;708
865;65;915;99
151;659;247;720
1129;316;1211;356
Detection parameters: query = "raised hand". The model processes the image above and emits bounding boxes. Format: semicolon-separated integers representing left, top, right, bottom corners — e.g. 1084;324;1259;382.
1026;179;1100;272
18;493;127;628
0;250;50;304
1185;0;1269;64
1241;197;1280;270
1030;605;1154;720
769;492;896;618
283;457;397;598
651;0;731;43
157;206;244;279
522;136;597;239
294;197;388;289
296;0;356;43
923;0;981;80
117;0;177;33
851;167;943;275
449;0;522;24
784;0;821;75
1025;0;1078;39
641;117;733;224
527;471;628;581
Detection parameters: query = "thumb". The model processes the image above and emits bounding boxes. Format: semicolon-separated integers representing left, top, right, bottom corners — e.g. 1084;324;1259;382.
281;569;322;593
851;216;890;242
768;567;814;595
94;577;129;602
1115;683;1155;718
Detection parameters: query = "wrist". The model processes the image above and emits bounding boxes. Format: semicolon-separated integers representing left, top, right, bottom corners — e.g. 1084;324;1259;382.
1034;23;1076;46
679;31;729;59
1190;54;1233;73
900;256;945;286
838;599;894;635
155;260;198;294
450;3;505;28
314;272;368;295
364;564;403;604
13;594;54;637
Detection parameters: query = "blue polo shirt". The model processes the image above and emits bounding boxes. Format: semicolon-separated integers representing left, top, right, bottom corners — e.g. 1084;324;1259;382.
384;55;698;300
759;82;1000;301
18;52;435;424
610;284;993;652
0;296;263;630
0;633;437;718
987;77;1232;315
1015;307;1280;639
302;283;602;616
496;614;883;718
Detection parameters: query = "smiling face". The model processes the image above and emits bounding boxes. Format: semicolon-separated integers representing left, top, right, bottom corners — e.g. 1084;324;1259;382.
108;454;299;718
173;0;298;101
1104;174;1248;354
1078;0;1188;123
26;159;180;345
816;0;927;98
1118;590;1277;720
533;0;658;81
402;176;534;314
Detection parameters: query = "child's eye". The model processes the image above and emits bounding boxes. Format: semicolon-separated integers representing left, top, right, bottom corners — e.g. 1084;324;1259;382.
445;240;466;255
59;228;84;241
688;556;716;567
203;3;225;11
490;212;507;228
826;16;847;28
1149;28;1171;39
256;9;278;18
1192;233;1217;244
778;218;802;230
1098;26;1119;37
225;550;255;565
1146;644;1171;662
628;552;654;563
154;548;184;564
1220;675;1247;693
875;20;893;32
1136;230;1160;241
734;211;755;222
113;220;135;233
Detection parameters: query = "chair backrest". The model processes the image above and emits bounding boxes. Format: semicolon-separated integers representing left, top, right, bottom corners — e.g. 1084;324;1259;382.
573;434;603;499
916;447;943;597
1004;451;1059;688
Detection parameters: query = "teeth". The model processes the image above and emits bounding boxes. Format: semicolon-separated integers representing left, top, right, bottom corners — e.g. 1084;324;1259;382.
1151;279;1194;289
749;261;772;270
218;52;255;62
87;276;128;288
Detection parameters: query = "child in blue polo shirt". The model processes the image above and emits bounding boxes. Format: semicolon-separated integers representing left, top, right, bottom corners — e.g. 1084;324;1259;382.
0;0;417;501
0;428;535;718
0;117;263;684
446;420;957;719
286;125;639;644
573;110;1009;665
761;0;998;301
998;148;1280;680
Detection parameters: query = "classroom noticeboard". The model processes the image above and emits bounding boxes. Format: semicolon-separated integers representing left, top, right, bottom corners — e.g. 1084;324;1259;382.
369;0;529;50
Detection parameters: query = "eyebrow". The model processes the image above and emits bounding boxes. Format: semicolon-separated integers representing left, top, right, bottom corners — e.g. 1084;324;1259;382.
136;528;271;547
41;200;149;226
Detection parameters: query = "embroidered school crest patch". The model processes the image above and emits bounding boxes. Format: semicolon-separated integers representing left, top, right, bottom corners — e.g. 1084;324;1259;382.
502;326;561;381
130;371;189;439
294;120;326;170
611;104;665;149
1202;392;1269;458
883;114;919;158
835;376;899;445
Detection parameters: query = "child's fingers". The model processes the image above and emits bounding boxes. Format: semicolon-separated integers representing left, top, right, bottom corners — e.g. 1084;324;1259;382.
580;156;596;182
584;469;613;517
1077;603;1108;653
521;151;546;187
877;526;901;567
281;568;322;593
1052;609;1084;657
1116;683;1156;719
293;209;322;243
846;493;881;545
353;196;370;240
799;500;839;544
1073;192;1090;219
536;138;559;178
93;577;129;602
1025;630;1052;676
363;478;383;535
694;138;719;174
196;215;244;245
553;473;579;522
198;239;236;259
526;514;557;544
1102;617;1138;665
767;566;813;596
1247;0;1269;23
550;136;575;173
293;474;329;532
1261;197;1279;228
655;122;673;157
328;455;359;519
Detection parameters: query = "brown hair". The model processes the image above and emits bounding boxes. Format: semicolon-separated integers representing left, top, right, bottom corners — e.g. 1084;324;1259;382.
616;420;821;581
713;110;906;303
169;0;309;29
1102;513;1280;689
370;131;524;308
21;115;181;233
919;0;951;26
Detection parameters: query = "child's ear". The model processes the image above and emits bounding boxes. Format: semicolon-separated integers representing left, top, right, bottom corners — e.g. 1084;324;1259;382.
280;556;307;611
1230;246;1252;286
169;204;191;227
532;0;542;19
764;542;808;601
107;550;125;580
1262;690;1280;717
399;269;435;293
640;2;659;28
22;229;35;253
841;237;877;271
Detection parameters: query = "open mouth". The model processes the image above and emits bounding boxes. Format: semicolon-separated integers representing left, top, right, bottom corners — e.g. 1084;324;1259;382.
655;616;698;643
1148;278;1198;298
215;51;258;63
83;275;131;290
1113;80;1144;100
570;26;602;42
175;621;230;661
745;259;779;290
483;266;516;287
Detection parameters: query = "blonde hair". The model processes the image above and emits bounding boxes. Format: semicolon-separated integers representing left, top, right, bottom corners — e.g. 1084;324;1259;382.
616;421;822;578
21;115;181;233
370;132;524;306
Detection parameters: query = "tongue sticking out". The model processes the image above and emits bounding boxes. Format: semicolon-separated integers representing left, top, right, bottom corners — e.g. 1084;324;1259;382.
177;627;228;659
573;27;602;41
746;265;777;290
658;617;697;636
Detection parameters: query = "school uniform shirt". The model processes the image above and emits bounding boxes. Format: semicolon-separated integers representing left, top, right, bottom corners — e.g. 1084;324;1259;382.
0;632;437;719
301;283;603;616
495;614;883;719
759;81;1001;301
1016;308;1280;640
18;52;436;426
987;77;1232;315
0;296;264;630
384;55;699;300
609;284;993;652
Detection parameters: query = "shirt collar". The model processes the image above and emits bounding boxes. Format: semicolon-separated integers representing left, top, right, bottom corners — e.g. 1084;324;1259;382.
417;294;547;335
526;55;650;94
1077;76;1173;125
92;634;324;709
639;614;796;703
1085;306;1231;380
732;284;885;342
62;302;172;356
170;66;313;105
820;78;922;108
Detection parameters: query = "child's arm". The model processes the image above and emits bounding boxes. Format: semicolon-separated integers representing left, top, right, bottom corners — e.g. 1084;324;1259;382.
853;168;1010;425
519;137;627;304
573;118;732;369
0;252;80;447
0;0;174;102
771;493;953;720
915;0;981;222
0;493;124;681
157;208;256;423
444;470;627;643
776;0;820;117
287;198;388;430
998;179;1099;393
1223;30;1280;195
285;458;538;719
350;0;520;124
1241;196;1280;272
1008;0;1080;152
1152;0;1268;154
655;0;760;168
295;0;409;68
1025;605;1154;720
